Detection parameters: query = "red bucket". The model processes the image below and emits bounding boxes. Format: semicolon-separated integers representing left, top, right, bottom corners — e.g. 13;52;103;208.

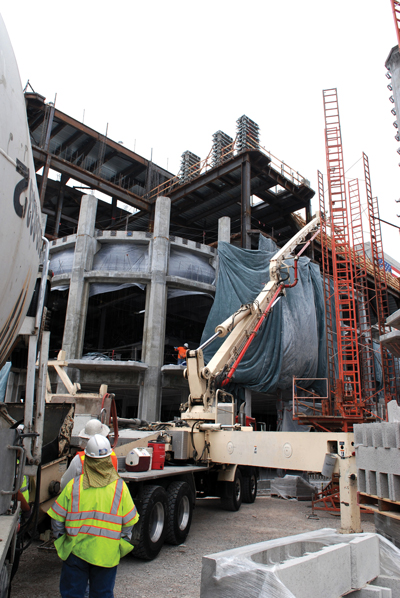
148;441;165;470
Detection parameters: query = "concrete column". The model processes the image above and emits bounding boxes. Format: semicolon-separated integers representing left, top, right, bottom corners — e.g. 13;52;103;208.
241;156;251;249
244;387;252;418
138;196;171;421
218;216;231;244
62;194;98;360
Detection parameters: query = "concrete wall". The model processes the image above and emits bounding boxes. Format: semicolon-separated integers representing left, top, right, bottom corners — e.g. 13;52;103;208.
47;196;227;420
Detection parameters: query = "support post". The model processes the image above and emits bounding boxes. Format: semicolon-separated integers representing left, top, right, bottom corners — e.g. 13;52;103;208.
138;196;171;421
53;174;69;237
244;388;252;418
338;454;362;534
218;216;231;244
61;194;98;361
241;156;251;249
39;103;55;208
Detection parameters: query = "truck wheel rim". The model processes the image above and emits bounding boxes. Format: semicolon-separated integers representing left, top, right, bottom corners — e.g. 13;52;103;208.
149;502;165;543
235;480;241;501
178;495;190;531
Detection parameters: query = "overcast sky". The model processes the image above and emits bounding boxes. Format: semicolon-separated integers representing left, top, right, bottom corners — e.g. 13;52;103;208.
2;1;400;260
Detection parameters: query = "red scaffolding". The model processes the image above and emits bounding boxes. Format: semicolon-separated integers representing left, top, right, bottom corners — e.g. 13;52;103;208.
363;152;398;407
318;170;335;407
323;89;363;429
347;178;377;410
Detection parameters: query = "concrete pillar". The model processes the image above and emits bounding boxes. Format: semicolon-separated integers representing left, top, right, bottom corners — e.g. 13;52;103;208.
244;387;252;418
138;196;171;421
62;194;98;360
241;156;251;249
218;216;231;244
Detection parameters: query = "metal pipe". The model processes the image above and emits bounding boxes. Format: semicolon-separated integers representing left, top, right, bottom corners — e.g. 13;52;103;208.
197;331;222;352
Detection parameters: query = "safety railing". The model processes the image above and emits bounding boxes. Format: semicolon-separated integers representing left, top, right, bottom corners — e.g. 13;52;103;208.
145;135;309;201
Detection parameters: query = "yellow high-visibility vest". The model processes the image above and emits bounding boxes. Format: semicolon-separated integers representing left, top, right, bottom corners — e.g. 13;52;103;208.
17;459;29;503
48;476;139;568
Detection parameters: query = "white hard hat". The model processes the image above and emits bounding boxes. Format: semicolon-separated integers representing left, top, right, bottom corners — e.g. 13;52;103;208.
79;419;110;439
85;434;112;459
184;343;189;348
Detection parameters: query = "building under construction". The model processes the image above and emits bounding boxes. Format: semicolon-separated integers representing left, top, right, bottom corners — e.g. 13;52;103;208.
6;89;400;429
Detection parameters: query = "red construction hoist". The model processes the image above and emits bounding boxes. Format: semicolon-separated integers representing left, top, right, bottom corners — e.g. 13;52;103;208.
347;178;378;412
390;0;400;49
363;152;398;407
322;89;364;430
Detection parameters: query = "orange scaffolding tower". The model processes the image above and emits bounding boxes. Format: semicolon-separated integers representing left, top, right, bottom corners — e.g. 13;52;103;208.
318;170;335;409
363;152;398;407
347;178;377;410
322;88;363;429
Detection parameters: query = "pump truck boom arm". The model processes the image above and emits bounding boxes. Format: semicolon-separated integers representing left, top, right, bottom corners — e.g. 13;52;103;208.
183;214;320;419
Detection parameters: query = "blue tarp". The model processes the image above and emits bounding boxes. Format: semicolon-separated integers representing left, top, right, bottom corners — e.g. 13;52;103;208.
201;237;327;395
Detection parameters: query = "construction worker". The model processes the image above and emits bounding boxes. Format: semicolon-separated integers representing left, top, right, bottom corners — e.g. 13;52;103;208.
174;343;189;365
60;419;118;490
48;435;139;598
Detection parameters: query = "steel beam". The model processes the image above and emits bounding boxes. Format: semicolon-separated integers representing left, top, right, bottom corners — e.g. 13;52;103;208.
33;148;150;212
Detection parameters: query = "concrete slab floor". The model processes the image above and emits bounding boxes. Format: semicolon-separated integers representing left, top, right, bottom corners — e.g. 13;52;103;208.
10;496;376;598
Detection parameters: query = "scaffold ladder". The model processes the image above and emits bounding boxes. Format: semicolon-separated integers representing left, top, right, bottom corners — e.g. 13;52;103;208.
323;89;362;424
348;178;377;408
318;170;335;407
363;152;398;406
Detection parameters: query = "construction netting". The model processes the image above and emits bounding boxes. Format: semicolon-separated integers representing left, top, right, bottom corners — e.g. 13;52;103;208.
201;236;327;395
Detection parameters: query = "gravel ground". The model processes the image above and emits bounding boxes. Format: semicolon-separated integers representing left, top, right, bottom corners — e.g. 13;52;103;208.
10;493;375;598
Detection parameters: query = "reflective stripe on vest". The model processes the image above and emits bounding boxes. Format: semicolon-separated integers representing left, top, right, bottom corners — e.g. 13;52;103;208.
65;478;125;541
20;480;29;494
122;505;138;525
51;500;68;518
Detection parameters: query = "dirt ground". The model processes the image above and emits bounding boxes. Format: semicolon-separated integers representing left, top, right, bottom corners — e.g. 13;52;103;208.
10;493;375;598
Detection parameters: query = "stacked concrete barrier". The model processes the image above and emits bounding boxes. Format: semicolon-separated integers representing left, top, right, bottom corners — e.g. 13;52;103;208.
200;529;392;598
354;422;400;501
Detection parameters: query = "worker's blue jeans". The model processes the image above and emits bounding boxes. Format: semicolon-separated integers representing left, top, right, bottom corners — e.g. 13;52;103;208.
60;553;117;598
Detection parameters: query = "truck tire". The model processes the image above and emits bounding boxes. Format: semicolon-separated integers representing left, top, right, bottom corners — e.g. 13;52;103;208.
242;469;257;503
221;468;242;511
131;485;168;560
165;481;193;545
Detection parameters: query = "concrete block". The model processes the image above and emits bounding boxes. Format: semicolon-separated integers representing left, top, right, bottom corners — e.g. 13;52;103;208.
388;474;400;502
373;424;384;448
377;473;390;500
356;446;377;471
387;401;400;423
367;470;378;496
358;469;367;493
382;424;399;449
356;446;400;479
349;534;380;589
275;543;351;598
365;426;375;448
372;575;400;598
355;424;366;446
